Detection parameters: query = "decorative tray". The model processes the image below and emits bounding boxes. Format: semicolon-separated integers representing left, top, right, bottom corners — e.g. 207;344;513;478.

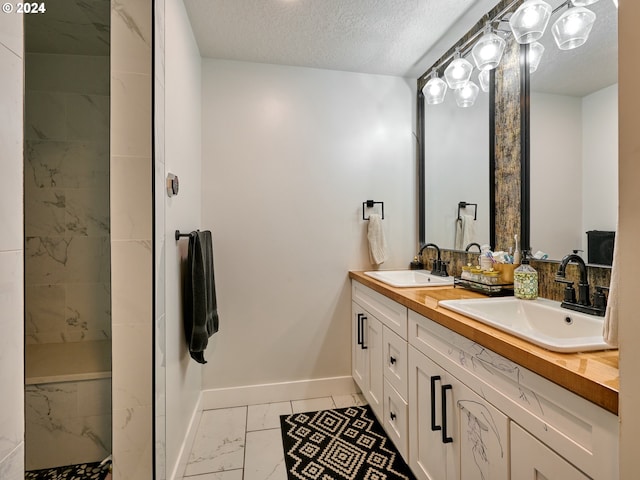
453;277;514;297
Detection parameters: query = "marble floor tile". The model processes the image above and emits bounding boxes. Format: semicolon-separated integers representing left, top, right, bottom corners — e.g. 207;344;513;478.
243;429;287;480
184;407;247;477
247;402;292;432
183;470;243;480
332;393;367;409
291;396;335;414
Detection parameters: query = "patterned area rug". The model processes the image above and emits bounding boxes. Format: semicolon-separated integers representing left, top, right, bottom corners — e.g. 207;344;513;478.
25;461;109;480
280;405;416;480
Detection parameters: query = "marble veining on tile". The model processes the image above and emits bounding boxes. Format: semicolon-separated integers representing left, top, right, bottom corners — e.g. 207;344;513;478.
185;407;247;477
247;402;292;432
243;429;287;480
291;396;336;414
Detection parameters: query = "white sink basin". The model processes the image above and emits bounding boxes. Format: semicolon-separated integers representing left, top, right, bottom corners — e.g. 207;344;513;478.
439;297;614;353
364;270;454;288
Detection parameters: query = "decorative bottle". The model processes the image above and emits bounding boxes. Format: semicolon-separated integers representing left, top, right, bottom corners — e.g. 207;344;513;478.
514;252;538;300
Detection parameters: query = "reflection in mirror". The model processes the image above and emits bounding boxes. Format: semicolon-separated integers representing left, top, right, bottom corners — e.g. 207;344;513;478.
529;0;618;262
424;72;490;251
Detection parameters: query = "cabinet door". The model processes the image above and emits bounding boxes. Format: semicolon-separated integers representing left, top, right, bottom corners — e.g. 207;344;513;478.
408;346;448;480
365;313;384;421
445;375;509;480
409;346;509;480
511;423;590;480
383;379;409;462
352;302;368;391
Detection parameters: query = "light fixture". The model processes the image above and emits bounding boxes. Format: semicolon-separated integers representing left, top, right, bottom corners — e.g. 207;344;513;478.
528;42;545;73
423;71;448;105
571;0;599;5
471;26;506;70
478;70;490;93
508;0;552;44
444;50;473;89
551;4;596;50
454;81;480;107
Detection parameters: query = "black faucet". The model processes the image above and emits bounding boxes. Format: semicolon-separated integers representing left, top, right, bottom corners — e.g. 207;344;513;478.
465;242;482;253
555;250;606;316
418;243;449;277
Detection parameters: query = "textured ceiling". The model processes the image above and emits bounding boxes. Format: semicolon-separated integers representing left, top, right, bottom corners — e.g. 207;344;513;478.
183;0;489;78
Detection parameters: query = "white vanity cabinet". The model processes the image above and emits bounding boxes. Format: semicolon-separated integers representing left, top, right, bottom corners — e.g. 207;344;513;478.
408;345;509;480
408;309;619;480
511;422;590;480
352;282;409;460
350;280;618;480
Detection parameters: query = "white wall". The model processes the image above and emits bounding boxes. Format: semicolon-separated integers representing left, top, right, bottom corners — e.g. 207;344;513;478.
424;84;490;248
200;59;416;390
530;91;582;259
164;0;203;477
0;12;25;480
582;84;618;237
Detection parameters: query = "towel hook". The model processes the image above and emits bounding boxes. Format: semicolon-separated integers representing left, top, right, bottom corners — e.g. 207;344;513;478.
362;200;384;220
175;230;193;241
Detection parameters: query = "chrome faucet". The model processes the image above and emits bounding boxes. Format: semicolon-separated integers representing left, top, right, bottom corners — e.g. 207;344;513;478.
555;250;606;316
418;243;448;277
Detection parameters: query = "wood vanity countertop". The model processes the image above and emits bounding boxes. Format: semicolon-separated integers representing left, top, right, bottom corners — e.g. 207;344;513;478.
350;271;619;415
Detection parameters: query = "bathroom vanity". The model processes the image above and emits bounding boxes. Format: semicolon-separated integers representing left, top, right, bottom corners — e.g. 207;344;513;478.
350;271;619;480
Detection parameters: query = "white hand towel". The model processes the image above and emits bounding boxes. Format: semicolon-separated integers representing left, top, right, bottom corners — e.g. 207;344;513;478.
603;230;619;347
367;213;388;265
454;214;476;250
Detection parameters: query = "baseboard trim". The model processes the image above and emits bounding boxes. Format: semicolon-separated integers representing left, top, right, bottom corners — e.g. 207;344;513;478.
170;392;203;480
201;376;359;411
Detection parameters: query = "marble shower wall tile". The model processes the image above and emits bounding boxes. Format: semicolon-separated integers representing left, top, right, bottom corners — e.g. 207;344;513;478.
26;53;110;95
25;236;110;285
25;380;112;470
0;443;24;480
25;140;110;191
0;39;25;252
111;0;154;476
0;252;24;463
111;156;152;240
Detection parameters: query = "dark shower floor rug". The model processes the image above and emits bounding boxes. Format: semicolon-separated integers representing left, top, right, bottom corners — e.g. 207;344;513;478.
25;461;109;480
280;405;416;480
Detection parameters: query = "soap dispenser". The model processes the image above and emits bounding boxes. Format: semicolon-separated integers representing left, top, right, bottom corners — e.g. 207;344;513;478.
514;251;538;300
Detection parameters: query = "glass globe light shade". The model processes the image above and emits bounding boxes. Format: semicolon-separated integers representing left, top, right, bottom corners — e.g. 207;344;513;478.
444;57;473;89
478;70;490;93
571;0;599;6
529;42;545;73
471;30;506;70
552;6;596;50
454;81;480;108
422;73;448;105
509;0;552;44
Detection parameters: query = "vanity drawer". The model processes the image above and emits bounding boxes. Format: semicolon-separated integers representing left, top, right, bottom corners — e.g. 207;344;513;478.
352;281;407;339
383;378;409;462
383;326;408;400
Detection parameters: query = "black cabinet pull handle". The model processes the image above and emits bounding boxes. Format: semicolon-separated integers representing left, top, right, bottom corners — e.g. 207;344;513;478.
441;384;453;444
361;315;368;350
390;356;396;365
390;412;396;421
357;313;363;346
430;375;441;431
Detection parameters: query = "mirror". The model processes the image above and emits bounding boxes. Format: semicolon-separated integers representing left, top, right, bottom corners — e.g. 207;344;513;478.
423;74;491;251
529;0;618;262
